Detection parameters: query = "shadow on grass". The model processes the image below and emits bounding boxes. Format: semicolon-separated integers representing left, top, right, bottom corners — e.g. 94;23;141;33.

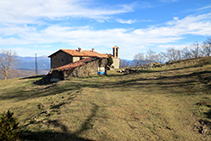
50;102;66;109
164;63;204;71
204;109;211;119
0;69;210;101
114;70;211;86
21;131;94;141
21;103;98;141
21;75;45;80
74;103;98;135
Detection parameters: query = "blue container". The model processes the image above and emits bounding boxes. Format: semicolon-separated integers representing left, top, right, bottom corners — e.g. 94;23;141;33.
98;71;105;75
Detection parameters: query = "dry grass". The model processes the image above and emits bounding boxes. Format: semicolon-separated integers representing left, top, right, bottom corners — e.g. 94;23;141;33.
0;56;211;141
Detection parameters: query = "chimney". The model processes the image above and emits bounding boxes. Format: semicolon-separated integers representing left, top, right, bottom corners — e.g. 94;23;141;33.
78;47;81;52
91;48;94;52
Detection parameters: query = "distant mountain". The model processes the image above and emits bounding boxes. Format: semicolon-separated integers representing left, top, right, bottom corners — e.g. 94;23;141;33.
13;56;50;74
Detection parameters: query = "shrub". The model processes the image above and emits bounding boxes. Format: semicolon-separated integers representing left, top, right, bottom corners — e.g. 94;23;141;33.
107;56;113;66
0;110;19;141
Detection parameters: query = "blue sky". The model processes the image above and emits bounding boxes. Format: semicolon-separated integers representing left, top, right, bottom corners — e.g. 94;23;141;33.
0;0;211;60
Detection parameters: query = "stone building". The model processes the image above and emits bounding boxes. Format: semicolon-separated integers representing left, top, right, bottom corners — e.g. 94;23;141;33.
52;57;107;79
36;46;120;82
48;46;120;69
35;57;108;84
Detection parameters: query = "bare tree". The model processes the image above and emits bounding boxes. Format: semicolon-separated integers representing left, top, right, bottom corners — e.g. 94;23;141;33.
190;42;201;58
176;49;183;60
181;47;192;59
145;49;156;64
162;47;180;62
120;59;131;68
202;37;211;56
154;53;166;63
133;53;145;67
0;50;17;80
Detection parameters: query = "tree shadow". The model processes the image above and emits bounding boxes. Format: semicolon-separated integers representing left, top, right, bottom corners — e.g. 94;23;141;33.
1;69;210;102
21;131;94;141
108;70;211;95
21;75;45;80
20;103;99;141
50;102;66;109
74;103;98;135
118;70;211;85
204;109;211;119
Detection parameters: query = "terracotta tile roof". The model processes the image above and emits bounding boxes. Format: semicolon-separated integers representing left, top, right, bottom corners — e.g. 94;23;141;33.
49;49;108;58
55;57;97;71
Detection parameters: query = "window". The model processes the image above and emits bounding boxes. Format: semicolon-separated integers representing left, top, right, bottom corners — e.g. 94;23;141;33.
116;48;118;57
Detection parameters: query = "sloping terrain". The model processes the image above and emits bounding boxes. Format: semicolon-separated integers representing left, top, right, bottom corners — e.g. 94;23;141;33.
0;56;211;141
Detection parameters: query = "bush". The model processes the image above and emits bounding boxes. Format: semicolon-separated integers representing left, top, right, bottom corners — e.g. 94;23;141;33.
0;110;19;141
107;56;113;66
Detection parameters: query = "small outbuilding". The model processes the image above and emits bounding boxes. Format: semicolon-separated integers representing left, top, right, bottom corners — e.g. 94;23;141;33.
50;57;108;80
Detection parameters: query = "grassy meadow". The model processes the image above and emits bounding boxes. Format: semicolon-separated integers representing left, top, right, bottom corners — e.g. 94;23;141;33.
0;56;211;141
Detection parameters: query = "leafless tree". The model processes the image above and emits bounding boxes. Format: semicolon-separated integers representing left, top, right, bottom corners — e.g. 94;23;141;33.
202;37;211;56
133;53;146;67
120;59;131;68
176;49;183;60
181;47;192;59
162;47;180;61
0;49;17;80
145;49;156;64
189;42;201;58
132;39;210;67
154;53;166;63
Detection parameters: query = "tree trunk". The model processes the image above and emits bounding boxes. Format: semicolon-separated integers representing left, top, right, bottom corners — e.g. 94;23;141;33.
4;70;8;80
4;75;7;80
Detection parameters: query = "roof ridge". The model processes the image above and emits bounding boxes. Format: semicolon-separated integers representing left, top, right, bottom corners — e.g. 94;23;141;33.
49;48;108;58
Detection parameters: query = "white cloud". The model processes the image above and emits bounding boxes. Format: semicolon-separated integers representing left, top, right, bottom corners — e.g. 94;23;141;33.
166;13;211;36
0;0;134;24
116;19;136;24
173;17;179;20
195;5;211;11
10;47;53;57
187;5;211;12
1;11;211;59
34;45;51;48
158;44;189;50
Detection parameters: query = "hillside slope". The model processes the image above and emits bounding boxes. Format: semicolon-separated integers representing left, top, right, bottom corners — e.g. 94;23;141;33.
0;56;211;141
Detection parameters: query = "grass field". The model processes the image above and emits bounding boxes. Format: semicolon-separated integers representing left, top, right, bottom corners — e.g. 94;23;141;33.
0;56;211;141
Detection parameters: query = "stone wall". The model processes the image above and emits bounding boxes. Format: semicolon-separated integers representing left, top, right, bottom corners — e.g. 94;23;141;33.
34;70;64;85
112;58;120;69
64;58;107;78
50;51;73;69
51;70;64;80
35;58;107;85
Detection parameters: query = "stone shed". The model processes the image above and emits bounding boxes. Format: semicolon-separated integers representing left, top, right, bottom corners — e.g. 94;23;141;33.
37;57;108;84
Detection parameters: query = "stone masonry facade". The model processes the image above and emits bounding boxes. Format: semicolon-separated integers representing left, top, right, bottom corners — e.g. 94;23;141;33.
63;58;107;78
